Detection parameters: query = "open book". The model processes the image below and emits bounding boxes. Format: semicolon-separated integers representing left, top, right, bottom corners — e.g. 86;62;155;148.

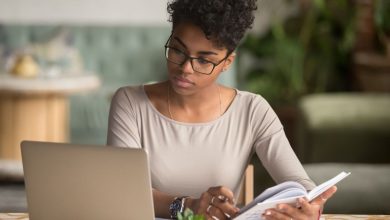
234;171;351;220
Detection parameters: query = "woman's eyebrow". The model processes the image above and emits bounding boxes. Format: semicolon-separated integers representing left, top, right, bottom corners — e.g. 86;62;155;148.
173;37;188;49
173;36;219;56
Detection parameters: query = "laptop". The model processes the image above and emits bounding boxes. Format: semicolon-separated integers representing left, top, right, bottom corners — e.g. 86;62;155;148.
21;141;155;220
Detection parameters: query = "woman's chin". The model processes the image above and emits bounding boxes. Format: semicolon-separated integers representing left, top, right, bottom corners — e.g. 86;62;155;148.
169;78;195;94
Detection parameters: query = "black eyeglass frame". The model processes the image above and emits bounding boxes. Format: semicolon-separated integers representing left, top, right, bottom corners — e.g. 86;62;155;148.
164;35;231;75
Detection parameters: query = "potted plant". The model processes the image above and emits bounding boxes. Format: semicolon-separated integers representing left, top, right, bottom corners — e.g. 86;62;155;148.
353;0;390;92
238;0;356;145
177;208;205;220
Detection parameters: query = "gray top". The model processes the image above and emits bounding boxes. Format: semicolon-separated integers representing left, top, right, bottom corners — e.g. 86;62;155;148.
107;85;315;199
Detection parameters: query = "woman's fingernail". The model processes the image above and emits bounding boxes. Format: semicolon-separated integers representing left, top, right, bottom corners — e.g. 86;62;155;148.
277;205;285;212
265;210;272;216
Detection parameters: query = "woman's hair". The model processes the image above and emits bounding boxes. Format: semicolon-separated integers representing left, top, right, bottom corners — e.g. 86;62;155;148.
167;0;257;53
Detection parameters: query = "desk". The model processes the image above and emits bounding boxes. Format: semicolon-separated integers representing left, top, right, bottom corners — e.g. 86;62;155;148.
0;74;100;160
0;214;389;220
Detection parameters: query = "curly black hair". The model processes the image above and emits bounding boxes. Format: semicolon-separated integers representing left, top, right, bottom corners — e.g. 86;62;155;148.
167;0;257;53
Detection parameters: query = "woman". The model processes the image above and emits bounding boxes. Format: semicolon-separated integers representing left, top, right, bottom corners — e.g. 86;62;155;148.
107;0;336;219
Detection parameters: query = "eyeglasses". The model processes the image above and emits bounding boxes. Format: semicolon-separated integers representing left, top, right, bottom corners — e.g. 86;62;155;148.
164;36;228;75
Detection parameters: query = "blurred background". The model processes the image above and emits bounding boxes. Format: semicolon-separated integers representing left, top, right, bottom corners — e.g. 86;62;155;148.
0;0;389;215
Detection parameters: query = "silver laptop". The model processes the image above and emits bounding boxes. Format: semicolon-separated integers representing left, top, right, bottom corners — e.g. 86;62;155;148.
21;141;155;220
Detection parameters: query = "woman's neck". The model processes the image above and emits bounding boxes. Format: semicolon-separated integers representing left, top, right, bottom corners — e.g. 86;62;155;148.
167;82;222;122
169;84;219;107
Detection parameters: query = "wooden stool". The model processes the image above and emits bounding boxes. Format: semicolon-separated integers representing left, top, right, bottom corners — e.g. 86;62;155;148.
0;74;100;160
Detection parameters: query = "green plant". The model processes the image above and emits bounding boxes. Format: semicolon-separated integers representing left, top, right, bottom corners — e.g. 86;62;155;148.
239;0;356;106
177;208;205;220
242;24;305;105
374;0;390;55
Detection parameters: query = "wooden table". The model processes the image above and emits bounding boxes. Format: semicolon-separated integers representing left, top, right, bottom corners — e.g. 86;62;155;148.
0;73;100;160
321;215;390;220
0;214;389;220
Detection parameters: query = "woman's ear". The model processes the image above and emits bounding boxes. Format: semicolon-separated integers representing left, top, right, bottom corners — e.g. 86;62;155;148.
222;52;236;72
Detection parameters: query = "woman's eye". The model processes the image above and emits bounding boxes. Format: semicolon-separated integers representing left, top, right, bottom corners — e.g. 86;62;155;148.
173;48;184;55
197;58;211;65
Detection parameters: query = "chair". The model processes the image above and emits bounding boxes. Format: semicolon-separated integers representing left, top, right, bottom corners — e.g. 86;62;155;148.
237;164;254;206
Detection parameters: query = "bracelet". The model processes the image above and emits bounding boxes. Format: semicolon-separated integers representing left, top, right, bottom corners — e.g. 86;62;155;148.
181;197;188;212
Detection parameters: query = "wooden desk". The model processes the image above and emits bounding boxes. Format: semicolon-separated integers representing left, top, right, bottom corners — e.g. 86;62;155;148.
0;74;100;160
322;215;390;220
0;214;389;220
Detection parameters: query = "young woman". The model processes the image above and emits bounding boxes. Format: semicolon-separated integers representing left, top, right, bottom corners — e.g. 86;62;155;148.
107;0;336;219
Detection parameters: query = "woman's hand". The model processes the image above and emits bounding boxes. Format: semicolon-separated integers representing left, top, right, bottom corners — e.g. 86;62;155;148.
186;186;240;220
262;186;337;220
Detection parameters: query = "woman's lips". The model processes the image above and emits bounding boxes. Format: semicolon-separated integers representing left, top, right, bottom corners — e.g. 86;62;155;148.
173;76;194;88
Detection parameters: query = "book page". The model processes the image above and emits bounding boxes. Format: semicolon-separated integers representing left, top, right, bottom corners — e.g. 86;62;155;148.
235;196;303;220
234;171;351;220
307;171;351;201
238;181;306;214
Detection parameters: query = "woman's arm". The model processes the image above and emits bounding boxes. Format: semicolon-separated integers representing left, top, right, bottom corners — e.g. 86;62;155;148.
250;96;336;219
153;189;176;218
107;87;142;148
250;96;315;189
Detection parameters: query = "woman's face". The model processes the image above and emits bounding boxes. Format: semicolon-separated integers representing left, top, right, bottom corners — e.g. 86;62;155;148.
166;22;235;95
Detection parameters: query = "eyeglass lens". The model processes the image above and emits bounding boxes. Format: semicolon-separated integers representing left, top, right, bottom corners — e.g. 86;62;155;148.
165;47;215;74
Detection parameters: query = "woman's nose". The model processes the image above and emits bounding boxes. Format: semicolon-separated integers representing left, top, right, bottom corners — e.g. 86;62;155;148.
181;59;194;74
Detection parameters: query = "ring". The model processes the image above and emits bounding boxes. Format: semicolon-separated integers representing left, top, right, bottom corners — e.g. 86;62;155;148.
217;195;226;201
207;204;212;213
210;196;216;205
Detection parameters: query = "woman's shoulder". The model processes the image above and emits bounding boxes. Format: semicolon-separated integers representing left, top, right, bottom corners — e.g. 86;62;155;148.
233;89;277;122
143;81;167;99
112;82;167;110
235;89;269;108
114;81;166;100
235;90;283;137
112;82;168;109
112;85;145;102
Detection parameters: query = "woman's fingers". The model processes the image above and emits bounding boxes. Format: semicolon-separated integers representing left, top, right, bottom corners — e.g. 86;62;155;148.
210;196;240;218
205;204;228;220
196;191;232;220
207;186;239;217
192;186;240;219
261;185;338;220
262;207;294;220
311;186;337;206
198;192;213;214
277;203;305;219
207;186;235;204
297;197;322;219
